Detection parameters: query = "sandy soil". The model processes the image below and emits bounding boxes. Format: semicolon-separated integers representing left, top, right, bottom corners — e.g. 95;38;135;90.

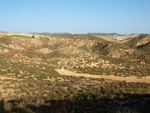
0;76;22;99
56;69;150;83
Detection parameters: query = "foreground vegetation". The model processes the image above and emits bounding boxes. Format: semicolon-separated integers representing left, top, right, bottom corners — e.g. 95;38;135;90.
1;77;150;113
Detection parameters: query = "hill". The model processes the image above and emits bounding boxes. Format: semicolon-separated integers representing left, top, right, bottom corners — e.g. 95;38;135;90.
88;33;139;43
0;33;150;78
0;32;150;113
126;34;150;52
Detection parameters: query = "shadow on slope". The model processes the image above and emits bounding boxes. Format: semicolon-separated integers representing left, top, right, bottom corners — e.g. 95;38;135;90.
1;93;150;113
126;34;150;52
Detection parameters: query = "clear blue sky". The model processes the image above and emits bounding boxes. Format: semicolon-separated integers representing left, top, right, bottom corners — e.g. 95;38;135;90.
0;0;150;34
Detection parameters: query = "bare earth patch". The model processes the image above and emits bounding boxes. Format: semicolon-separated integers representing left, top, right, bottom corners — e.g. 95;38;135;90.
56;69;150;83
0;76;22;99
0;76;19;80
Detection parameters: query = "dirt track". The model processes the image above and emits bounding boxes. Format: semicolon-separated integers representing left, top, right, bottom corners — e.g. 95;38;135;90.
56;69;150;83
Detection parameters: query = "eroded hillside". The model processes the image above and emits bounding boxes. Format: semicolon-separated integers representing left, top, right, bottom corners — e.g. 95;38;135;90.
0;33;150;78
0;32;150;113
126;34;150;52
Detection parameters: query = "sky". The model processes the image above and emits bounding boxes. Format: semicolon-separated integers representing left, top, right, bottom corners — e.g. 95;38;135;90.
0;0;150;34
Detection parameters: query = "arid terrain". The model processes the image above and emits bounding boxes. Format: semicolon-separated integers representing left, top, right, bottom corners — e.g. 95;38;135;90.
0;31;150;113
